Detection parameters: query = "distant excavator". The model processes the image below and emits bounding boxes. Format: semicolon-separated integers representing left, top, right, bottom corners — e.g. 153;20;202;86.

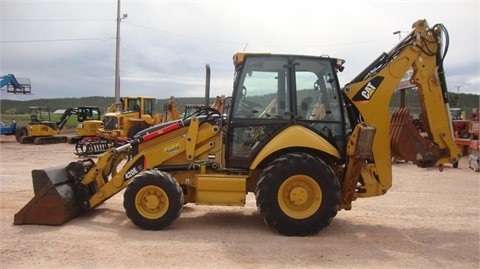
15;106;102;145
15;106;69;144
56;106;103;144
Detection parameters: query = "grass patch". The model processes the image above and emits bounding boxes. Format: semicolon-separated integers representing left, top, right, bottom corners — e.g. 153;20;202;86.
0;113;79;129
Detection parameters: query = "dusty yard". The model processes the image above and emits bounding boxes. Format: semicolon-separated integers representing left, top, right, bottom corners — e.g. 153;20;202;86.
0;134;478;269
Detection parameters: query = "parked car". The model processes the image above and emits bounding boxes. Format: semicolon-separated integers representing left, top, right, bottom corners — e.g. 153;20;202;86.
0;121;16;135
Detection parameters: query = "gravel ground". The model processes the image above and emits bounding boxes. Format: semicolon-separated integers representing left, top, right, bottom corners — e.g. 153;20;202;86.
0;134;478;269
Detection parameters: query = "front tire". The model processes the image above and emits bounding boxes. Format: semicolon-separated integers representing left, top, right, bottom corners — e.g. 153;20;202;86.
256;152;340;236
124;170;184;230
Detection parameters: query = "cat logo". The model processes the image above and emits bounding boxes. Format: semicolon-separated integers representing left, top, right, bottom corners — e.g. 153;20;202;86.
352;76;384;102
361;81;376;99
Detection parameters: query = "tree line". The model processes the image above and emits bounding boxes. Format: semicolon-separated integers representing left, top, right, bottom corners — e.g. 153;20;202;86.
390;90;479;119
1;91;478;119
0;96;213;116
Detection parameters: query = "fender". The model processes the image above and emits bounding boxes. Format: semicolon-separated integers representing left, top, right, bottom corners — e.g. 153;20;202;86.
250;125;340;169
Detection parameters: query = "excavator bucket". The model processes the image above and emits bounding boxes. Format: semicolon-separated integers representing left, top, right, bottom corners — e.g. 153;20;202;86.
390;107;443;167
14;165;80;225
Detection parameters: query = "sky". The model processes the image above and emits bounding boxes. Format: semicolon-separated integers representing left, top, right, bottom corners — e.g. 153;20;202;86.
1;0;479;102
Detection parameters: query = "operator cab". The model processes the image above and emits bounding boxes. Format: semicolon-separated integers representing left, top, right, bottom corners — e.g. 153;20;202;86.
226;53;350;168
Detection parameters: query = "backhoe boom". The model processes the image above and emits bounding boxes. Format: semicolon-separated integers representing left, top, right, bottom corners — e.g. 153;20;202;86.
341;20;461;208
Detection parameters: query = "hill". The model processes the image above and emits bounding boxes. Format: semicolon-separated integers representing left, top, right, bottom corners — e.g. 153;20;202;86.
0;96;215;116
0;91;478;119
390;90;479;119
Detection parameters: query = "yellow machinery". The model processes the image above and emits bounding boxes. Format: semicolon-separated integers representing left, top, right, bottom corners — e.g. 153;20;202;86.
54;106;103;144
15;106;102;145
74;96;181;156
98;96;162;140
15;106;68;144
160;96;182;123
15;20;460;236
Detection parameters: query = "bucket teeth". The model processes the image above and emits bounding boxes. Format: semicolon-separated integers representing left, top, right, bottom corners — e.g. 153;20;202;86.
14;165;81;225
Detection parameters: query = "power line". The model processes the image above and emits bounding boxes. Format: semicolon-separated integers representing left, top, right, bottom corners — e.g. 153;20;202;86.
0;19;113;22
0;37;115;43
125;21;242;46
125;21;392;48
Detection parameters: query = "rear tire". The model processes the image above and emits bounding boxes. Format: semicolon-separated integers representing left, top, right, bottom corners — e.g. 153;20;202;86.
256;152;340;236
124;170;184;230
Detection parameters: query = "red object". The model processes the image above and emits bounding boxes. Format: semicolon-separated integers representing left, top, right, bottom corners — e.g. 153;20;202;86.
142;122;181;142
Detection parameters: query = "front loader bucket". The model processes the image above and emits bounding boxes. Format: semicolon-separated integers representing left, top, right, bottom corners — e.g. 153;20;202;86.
390;107;443;167
14;165;81;225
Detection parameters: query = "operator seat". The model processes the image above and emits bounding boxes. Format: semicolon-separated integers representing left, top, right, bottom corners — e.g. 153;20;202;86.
309;97;327;120
299;97;313;119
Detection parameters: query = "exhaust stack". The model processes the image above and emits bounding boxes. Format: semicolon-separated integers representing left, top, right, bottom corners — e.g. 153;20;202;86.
205;64;210;107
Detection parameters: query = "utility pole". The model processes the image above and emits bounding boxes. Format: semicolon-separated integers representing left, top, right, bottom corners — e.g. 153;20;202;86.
455;85;462;107
114;0;127;103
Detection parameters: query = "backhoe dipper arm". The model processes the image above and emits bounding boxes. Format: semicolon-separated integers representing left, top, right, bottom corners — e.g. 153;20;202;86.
55;107;77;130
340;20;461;206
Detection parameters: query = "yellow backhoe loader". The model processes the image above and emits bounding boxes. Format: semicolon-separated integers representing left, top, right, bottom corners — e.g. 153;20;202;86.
15;20;460;236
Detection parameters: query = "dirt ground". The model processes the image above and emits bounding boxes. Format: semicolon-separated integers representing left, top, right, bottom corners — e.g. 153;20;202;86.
0;134;478;269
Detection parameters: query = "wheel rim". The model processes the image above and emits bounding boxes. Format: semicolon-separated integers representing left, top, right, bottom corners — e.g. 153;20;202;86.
277;175;322;219
135;185;169;219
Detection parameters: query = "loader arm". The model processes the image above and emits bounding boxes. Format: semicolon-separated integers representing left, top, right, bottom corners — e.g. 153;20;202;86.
77;116;220;209
341;20;461;208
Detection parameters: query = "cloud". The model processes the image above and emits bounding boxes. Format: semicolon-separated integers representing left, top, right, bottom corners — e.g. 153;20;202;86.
1;0;478;103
